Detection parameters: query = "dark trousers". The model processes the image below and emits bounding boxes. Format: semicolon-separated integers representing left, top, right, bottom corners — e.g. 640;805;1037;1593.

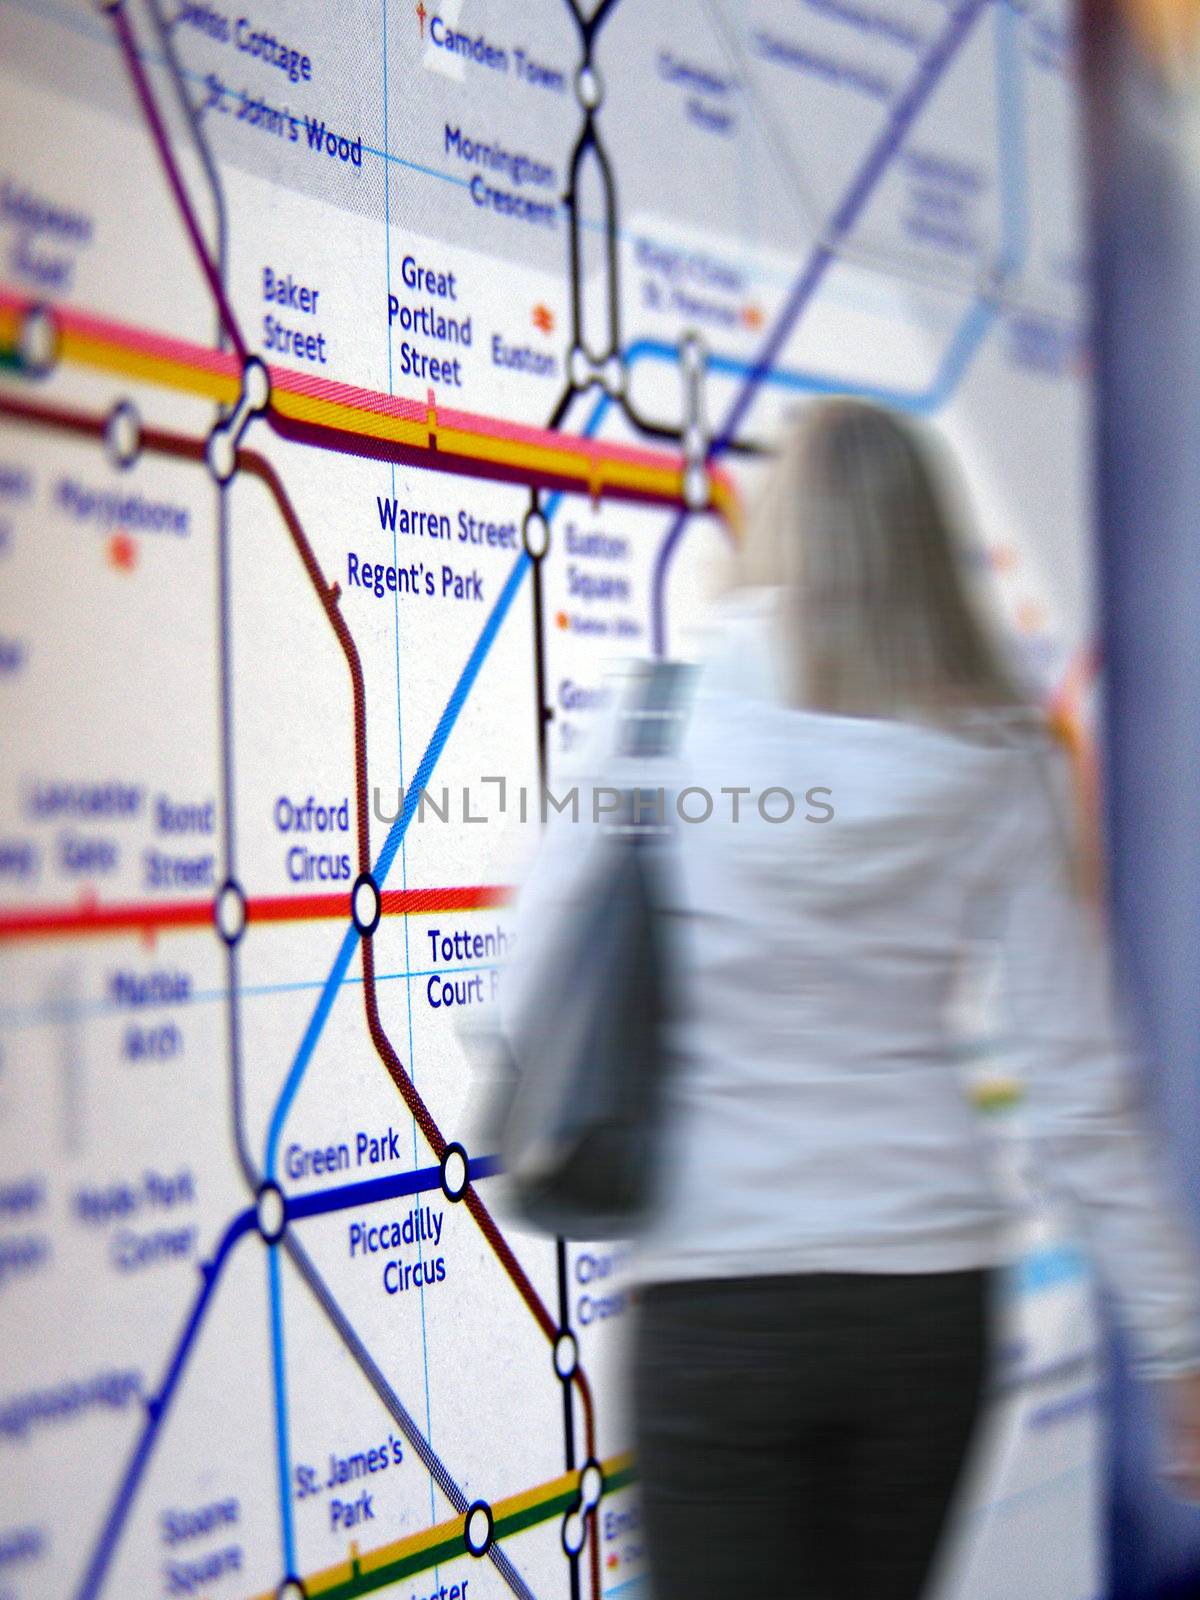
631;1269;993;1600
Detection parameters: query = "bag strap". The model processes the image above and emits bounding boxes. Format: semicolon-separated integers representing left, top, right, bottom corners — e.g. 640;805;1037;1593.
608;660;697;843
615;659;697;762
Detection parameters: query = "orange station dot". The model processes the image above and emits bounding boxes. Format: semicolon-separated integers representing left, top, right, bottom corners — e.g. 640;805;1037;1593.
556;611;569;630
108;530;137;572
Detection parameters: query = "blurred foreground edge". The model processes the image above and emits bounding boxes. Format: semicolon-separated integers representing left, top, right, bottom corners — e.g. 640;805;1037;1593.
1081;2;1200;1595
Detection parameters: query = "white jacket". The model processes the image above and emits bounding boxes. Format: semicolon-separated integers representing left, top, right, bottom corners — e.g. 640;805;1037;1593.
501;587;1200;1380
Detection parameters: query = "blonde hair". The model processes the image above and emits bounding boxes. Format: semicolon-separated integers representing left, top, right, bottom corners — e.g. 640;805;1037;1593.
735;399;1029;722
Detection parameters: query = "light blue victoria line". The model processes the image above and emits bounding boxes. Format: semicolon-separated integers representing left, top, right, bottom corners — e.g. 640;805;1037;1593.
263;392;618;1178
257;355;613;1587
261;553;530;1179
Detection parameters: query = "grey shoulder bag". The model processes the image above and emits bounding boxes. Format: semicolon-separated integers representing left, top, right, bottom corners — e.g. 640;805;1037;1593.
497;658;695;1241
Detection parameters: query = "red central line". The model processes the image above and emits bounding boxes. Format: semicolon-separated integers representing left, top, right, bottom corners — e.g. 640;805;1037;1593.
0;899;215;941
0;886;514;944
246;884;513;923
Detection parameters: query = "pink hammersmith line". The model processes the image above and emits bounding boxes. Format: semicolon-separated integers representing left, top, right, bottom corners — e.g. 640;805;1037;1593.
3;287;658;463
0;287;240;381
268;364;426;424
61;304;240;380
271;364;688;473
3;285;732;508
440;402;684;471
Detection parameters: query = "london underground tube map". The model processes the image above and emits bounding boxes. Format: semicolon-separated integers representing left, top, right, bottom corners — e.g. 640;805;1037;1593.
0;1;1098;1596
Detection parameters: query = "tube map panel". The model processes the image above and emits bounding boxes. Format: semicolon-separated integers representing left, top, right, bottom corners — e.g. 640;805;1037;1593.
0;2;1098;1598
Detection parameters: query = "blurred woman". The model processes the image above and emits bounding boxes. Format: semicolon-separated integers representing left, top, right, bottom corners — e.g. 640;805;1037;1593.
506;400;1200;1599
